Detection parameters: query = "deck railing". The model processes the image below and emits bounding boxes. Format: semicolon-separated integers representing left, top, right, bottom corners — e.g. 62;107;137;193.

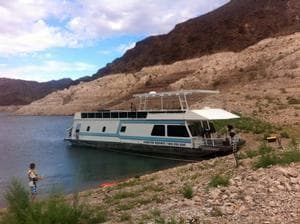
65;128;72;140
192;135;240;148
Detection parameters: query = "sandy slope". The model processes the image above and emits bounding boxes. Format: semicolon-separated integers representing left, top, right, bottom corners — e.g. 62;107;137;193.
16;33;300;125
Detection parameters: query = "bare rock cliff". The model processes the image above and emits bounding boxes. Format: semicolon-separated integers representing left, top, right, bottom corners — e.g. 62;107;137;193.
92;0;300;78
16;33;300;126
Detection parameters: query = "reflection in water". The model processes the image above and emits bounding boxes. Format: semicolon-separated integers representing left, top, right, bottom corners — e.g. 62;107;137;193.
0;113;182;206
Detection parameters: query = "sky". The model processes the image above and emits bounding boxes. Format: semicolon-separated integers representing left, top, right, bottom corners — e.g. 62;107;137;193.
0;0;229;82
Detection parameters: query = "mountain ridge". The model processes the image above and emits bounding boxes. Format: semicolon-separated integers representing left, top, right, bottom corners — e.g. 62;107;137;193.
92;0;300;78
0;78;74;106
16;32;300;126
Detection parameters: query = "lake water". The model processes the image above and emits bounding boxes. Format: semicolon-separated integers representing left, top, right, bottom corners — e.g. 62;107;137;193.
0;113;182;206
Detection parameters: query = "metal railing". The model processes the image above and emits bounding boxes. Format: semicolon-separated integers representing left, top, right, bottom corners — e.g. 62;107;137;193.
192;135;241;148
65;128;72;140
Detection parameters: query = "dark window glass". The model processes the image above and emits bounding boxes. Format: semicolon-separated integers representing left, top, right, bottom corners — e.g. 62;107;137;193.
137;112;147;118
95;113;102;118
81;113;87;118
103;113;110;118
86;126;90;132
111;112;118;118
102;126;106;132
151;125;165;136
188;122;204;137
128;112;136;118
120;126;126;133
120;112;127;118
167;125;189;137
88;113;95;118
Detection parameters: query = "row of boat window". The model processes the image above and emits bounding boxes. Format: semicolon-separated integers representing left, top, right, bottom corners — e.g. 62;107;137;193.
81;112;148;119
85;124;189;137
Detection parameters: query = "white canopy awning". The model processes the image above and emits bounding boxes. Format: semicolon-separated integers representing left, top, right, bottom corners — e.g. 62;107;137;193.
186;109;240;120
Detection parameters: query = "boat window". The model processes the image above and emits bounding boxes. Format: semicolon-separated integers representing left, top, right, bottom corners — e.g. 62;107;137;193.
120;126;126;133
88;113;95;118
128;112;136;118
167;125;189;138
120;112;127;118
102;126;106;132
103;113;110;118
81;113;87;118
151;125;165;136
111;112;118;118
188;122;204;137
137;112;147;118
95;113;102;118
86;126;90;132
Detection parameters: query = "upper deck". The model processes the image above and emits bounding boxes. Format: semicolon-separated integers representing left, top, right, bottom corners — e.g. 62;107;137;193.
74;108;239;121
74;90;239;121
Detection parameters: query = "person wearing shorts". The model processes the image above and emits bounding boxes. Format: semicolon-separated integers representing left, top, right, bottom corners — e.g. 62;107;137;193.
27;163;42;201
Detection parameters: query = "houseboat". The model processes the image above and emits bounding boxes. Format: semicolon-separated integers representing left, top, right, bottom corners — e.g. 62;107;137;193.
65;90;245;159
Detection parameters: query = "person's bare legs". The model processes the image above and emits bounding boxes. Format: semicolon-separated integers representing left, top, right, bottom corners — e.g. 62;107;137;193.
30;186;37;202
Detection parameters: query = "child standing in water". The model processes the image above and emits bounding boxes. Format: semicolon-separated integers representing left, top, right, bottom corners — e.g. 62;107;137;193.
27;163;42;201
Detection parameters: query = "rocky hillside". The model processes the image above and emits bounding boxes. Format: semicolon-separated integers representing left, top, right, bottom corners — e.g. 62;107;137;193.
0;78;74;106
16;32;300;126
93;0;300;78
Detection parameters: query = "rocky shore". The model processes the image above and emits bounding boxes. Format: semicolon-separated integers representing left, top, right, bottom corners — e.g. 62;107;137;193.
73;142;300;223
0;136;299;223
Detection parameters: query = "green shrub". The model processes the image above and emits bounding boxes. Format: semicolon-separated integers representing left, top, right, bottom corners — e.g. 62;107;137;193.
214;116;278;135
254;149;300;169
181;184;193;199
280;131;290;138
0;180;107;224
208;175;230;188
254;153;279;169
112;191;137;200
279;149;300;165
246;150;259;158
117;201;136;211
2;179;30;224
258;144;272;155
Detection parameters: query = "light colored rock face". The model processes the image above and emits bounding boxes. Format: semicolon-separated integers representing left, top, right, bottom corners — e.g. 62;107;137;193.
16;33;300;125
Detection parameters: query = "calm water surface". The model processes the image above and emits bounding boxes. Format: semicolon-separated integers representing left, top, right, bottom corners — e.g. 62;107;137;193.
0;113;183;206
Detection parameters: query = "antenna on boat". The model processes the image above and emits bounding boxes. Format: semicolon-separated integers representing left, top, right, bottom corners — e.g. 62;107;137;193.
133;89;219;111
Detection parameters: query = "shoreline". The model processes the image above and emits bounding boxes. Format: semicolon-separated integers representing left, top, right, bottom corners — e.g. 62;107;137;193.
71;152;300;223
1;149;300;223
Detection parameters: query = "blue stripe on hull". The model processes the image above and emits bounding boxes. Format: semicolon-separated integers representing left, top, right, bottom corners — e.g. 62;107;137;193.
78;119;191;144
79;132;192;144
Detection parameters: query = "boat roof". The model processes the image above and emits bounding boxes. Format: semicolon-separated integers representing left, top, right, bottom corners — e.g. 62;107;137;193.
75;108;239;121
186;109;239;120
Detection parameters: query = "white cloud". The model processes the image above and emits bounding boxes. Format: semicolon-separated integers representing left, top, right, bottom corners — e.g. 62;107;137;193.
0;0;76;55
0;0;229;55
0;20;77;55
0;60;97;81
67;0;230;38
